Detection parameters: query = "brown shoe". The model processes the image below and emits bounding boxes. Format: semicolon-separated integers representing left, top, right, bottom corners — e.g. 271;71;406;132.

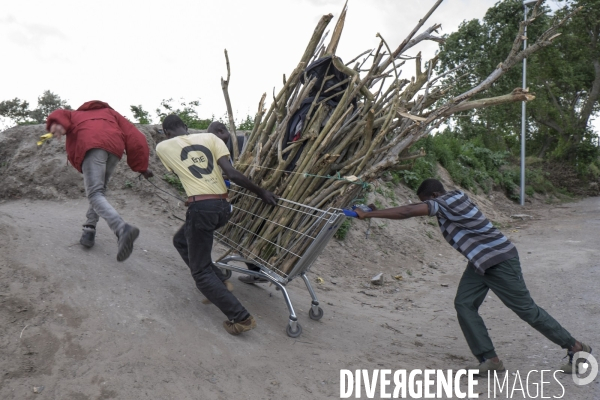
202;281;234;305
223;315;257;335
560;342;592;374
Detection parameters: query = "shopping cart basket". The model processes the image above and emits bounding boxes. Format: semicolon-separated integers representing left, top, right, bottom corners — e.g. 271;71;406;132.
214;183;361;338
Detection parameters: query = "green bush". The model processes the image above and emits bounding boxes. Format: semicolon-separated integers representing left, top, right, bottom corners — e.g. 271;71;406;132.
163;173;184;193
396;133;560;200
334;218;352;240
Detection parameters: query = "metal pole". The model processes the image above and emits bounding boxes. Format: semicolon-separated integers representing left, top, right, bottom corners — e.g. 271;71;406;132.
520;5;528;206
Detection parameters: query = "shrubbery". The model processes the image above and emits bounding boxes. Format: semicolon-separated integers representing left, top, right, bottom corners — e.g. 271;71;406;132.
393;133;568;201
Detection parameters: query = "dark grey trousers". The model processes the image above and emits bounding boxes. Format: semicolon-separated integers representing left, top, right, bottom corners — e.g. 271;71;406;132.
454;257;576;361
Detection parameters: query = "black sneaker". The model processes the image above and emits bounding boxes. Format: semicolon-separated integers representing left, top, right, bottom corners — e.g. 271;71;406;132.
80;226;96;248
116;224;140;262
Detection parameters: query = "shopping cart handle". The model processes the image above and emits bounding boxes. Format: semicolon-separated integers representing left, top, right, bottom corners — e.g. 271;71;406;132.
343;209;359;218
344;204;373;218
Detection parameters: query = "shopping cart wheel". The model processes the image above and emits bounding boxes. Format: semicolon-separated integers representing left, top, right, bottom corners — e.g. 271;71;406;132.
286;322;302;338
220;267;232;280
308;306;324;321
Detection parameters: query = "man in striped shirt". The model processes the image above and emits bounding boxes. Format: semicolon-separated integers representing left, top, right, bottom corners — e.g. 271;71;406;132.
355;178;591;375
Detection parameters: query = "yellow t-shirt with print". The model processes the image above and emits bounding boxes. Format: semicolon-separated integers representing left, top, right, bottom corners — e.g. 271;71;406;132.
156;133;230;196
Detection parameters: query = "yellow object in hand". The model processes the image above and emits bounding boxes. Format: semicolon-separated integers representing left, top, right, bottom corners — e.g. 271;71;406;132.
37;133;54;146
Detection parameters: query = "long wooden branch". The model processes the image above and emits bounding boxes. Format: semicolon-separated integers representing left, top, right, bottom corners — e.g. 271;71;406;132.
402;23;443;54
444;88;535;116
221;49;239;161
325;1;348;56
378;0;444;72
300;14;334;65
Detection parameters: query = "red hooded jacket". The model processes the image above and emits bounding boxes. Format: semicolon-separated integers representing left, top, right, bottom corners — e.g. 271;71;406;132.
46;100;149;173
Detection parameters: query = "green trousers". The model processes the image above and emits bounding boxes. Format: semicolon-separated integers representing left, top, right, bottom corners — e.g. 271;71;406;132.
454;257;575;361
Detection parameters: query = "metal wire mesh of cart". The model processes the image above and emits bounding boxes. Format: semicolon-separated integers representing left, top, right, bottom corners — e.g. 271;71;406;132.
214;184;344;282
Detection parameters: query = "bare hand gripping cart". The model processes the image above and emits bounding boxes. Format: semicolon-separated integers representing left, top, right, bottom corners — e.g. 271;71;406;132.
214;183;360;338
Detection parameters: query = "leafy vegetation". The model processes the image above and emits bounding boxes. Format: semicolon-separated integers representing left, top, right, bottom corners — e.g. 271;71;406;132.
162;173;185;193
130;105;151;124
237;114;255;131
0;90;71;126
394;134;563;201
155;98;212;129
131;99;256;132
436;0;600;179
334;218;352;240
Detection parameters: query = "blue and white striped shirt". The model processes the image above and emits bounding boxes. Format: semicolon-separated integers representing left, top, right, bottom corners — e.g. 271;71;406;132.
424;191;518;275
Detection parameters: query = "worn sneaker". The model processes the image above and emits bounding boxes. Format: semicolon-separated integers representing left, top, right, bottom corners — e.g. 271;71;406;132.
202;281;234;305
467;359;505;376
80;226;96;248
116;224;140;262
238;275;269;284
223;315;257;335
560;342;592;374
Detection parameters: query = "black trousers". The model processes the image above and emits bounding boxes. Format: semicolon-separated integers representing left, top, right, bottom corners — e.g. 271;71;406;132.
173;199;250;322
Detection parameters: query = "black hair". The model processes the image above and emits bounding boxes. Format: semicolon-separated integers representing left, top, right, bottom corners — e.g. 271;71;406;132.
207;121;228;134
416;178;446;197
162;114;186;131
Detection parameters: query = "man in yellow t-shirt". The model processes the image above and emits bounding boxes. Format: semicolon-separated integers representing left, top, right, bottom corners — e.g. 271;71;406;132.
156;114;277;335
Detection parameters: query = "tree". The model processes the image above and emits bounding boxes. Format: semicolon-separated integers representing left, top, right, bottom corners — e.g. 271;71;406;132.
130;105;152;124
0;98;31;125
437;0;599;165
28;90;71;124
155;98;211;129
540;0;600;162
0;90;70;127
237;115;255;131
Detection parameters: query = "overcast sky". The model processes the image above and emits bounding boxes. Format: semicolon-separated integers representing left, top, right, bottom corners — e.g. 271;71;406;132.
1;0;580;129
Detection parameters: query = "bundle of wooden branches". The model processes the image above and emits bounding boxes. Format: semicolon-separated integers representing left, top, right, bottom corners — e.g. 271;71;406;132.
219;0;578;274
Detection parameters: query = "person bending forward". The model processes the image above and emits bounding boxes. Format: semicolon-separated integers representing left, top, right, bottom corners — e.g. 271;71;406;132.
47;100;153;261
355;178;591;375
156;114;277;335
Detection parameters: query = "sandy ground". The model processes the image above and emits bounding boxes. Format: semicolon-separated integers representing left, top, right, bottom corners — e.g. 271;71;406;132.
0;189;599;399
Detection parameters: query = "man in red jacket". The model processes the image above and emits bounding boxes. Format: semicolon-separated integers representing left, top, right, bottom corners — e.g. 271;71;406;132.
46;100;153;261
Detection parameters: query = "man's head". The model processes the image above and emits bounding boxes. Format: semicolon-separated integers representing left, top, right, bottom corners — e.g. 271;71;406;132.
417;178;446;202
162;114;188;138
207;121;230;143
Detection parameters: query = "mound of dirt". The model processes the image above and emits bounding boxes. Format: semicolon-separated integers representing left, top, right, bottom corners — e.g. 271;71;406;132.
0;124;187;201
0;124;252;202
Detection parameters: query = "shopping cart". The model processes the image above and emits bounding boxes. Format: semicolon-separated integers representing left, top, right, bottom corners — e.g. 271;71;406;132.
214;183;361;338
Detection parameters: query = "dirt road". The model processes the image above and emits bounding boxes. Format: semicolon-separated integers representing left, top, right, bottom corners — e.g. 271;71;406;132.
0;194;598;399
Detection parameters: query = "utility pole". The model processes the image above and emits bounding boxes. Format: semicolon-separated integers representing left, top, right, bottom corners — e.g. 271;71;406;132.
521;0;537;205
